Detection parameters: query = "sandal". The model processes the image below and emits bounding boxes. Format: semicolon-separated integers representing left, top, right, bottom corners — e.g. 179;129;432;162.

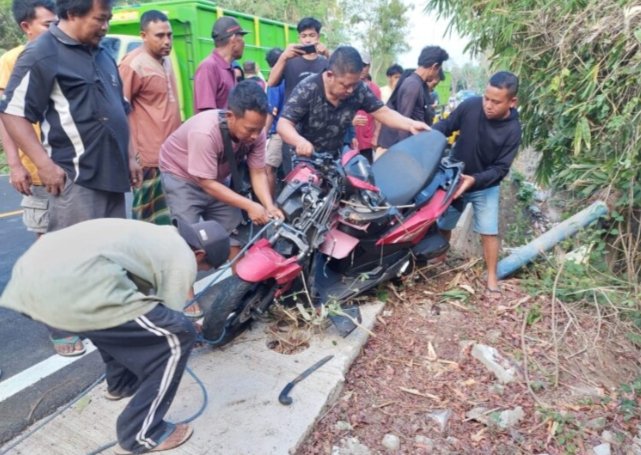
114;423;193;454
50;336;86;357
183;302;203;319
105;390;132;401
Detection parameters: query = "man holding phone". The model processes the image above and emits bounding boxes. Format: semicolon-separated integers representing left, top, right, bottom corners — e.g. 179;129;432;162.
266;17;329;175
267;17;329;102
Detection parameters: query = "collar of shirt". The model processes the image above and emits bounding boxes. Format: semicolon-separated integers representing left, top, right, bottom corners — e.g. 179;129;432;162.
211;50;232;70
50;23;102;55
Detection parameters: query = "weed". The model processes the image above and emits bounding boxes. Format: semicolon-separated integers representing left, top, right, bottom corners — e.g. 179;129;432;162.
618;376;641;421
538;409;583;454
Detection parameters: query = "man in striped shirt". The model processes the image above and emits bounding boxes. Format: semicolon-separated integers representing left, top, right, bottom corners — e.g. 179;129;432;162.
0;0;142;230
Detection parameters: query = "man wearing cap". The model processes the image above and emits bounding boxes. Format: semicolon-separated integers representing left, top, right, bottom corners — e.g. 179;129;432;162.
0;217;230;454
193;16;248;112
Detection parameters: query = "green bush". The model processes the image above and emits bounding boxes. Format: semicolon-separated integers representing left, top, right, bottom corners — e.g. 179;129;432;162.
427;0;641;285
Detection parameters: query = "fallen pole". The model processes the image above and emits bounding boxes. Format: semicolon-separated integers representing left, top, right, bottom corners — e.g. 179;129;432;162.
498;200;608;279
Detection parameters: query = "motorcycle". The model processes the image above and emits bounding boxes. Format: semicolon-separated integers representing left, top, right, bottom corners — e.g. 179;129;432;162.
199;130;464;346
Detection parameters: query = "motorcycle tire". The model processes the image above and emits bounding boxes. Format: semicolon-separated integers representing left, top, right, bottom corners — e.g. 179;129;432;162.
200;275;275;347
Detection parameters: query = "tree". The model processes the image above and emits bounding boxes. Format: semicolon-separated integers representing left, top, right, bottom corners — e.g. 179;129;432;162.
355;0;412;83
0;0;23;53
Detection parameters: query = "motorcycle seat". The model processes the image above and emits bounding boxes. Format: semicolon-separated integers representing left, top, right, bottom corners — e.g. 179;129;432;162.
372;130;447;206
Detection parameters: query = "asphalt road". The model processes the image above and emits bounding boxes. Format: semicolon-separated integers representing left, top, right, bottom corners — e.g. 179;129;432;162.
0;176;129;445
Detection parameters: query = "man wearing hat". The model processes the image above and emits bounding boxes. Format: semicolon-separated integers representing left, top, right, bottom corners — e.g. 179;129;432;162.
0;218;230;454
194;16;248;112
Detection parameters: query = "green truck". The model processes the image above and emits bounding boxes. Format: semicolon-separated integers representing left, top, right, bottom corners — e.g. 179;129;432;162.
105;0;297;118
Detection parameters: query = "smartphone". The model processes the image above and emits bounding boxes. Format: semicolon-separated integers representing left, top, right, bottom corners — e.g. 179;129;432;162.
297;44;317;54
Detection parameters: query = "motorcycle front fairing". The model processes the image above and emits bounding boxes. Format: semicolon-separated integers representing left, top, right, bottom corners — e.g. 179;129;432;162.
236;238;302;284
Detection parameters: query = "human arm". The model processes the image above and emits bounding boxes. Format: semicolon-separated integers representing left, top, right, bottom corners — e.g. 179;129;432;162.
127;119;143;188
431;101;464;137
248;166;283;220
0;113;66;195
470;134;521;190
0;101;31;195
267;44;304;87
277;117;314;156
152;239;198;312
197;177;273;224
371;106;430;136
0;47;66;194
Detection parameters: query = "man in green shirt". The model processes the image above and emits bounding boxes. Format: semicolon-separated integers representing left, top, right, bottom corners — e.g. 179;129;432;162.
0;218;229;454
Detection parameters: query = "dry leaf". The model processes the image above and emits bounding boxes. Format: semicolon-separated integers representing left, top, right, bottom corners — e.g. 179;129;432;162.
460;284;475;294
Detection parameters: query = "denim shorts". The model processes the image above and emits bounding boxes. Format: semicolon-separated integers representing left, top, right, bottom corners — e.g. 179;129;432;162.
437;185;500;235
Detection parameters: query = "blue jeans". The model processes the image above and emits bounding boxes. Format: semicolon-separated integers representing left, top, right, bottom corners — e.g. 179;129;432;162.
437;185;500;235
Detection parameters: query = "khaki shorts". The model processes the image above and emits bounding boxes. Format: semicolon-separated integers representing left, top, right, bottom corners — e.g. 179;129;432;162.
21;185;49;234
265;134;284;168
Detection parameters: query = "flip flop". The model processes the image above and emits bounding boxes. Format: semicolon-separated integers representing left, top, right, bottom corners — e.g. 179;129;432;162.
50;336;86;357
183;302;203;319
105;390;133;401
114;423;193;454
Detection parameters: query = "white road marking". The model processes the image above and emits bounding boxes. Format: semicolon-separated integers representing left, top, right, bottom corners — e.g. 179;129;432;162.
0;340;97;402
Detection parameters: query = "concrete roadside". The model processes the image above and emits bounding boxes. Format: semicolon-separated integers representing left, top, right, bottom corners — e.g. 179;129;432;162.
0;302;384;455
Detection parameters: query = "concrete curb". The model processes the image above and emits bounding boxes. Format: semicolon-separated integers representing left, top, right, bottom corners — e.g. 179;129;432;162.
1;302;385;455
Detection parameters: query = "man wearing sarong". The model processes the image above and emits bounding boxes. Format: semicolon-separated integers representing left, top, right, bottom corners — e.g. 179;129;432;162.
119;9;182;223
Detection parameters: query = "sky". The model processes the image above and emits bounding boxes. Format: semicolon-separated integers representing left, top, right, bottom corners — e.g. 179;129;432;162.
396;0;475;69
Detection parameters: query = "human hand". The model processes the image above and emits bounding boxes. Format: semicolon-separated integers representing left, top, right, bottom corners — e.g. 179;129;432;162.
453;174;475;199
409;120;430;134
9;163;32;196
294;138;314;157
284;44;305;59
315;43;330;57
352;114;367;127
248;202;271;225
129;156;143;189
39;161;66;196
266;205;285;221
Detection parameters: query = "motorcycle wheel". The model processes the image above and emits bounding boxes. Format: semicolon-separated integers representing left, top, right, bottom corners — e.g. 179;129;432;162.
200;275;276;347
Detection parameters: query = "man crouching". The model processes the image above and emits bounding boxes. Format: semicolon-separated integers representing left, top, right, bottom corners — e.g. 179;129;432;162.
0;218;230;453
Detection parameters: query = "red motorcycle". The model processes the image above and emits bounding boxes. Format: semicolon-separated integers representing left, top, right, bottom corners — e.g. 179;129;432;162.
200;130;464;345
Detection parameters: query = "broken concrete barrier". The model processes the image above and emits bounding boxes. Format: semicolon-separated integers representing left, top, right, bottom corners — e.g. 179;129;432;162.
471;344;519;384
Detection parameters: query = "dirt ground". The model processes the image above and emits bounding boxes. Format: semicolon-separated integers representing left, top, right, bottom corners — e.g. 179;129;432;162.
293;257;641;455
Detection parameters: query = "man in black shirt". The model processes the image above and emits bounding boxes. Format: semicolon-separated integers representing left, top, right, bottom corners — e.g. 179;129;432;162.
378;46;449;148
433;71;522;298
278;46;429;157
267;17;329;102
